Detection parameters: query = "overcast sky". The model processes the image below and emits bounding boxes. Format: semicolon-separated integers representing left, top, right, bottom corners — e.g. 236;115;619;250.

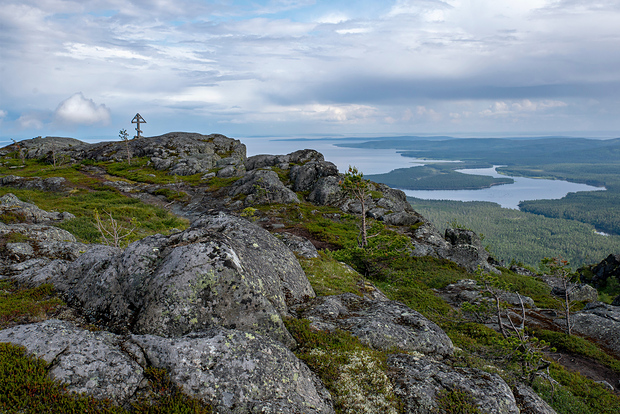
1;0;619;141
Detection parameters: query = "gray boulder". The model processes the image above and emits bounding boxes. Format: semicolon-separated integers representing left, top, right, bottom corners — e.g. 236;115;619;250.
229;169;299;205
551;284;599;303
132;328;334;413
39;213;314;346
295;293;453;357
0;319;146;403
275;231;320;259
0;223;76;242
307;176;345;206
0;319;335;413
0;193;75;223
388;354;520;414
245;149;324;171
383;211;422;226
539;275;599;303
438;279;536;310
0;220;86;278
568;302;620;357
0;175;69;192
289;161;339;192
439;228;498;274
513;384;558;414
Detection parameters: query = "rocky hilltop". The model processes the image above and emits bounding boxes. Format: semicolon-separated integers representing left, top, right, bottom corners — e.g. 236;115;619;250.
0;133;619;413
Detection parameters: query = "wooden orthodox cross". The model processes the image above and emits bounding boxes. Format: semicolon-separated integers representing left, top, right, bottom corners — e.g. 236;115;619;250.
131;113;146;138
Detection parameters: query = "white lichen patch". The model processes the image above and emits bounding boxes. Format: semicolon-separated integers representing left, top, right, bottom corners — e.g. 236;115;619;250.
310;349;399;414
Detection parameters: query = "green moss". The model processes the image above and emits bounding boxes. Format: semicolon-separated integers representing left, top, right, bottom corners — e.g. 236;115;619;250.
299;252;363;297
545;362;620;414
531;329;620;373
0;280;64;329
205;176;241;192
0;343;125;413
0;343;212;413
435;389;482;414
284;318;401;414
0;187;188;244
152;188;187;202
0;210;30;224
131;367;212;413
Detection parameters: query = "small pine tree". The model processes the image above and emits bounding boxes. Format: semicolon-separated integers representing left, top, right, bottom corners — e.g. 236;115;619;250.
340;166;371;247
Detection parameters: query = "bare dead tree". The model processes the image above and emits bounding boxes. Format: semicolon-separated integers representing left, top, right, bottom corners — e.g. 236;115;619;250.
94;209;137;248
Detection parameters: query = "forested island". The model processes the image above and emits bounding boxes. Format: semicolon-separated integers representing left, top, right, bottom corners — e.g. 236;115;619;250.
366;163;514;190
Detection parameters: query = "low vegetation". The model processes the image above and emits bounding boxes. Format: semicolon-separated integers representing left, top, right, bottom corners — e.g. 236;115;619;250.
285;318;400;414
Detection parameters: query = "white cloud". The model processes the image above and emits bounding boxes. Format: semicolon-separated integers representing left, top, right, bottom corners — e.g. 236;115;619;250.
17;113;44;129
416;106;442;122
54;93;111;125
480;99;568;117
0;110;6;121
317;13;349;24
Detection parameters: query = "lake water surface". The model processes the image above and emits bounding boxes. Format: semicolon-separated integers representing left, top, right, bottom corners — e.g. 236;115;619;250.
243;137;605;209
401;166;604;209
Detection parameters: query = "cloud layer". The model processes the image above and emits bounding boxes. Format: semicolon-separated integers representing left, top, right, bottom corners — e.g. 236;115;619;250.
1;0;619;138
55;93;111;126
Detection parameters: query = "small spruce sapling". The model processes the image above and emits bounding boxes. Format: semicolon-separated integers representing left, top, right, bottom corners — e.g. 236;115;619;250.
339;166;370;247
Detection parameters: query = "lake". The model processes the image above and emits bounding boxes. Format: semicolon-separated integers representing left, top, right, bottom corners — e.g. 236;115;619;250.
400;166;604;209
242;137;605;210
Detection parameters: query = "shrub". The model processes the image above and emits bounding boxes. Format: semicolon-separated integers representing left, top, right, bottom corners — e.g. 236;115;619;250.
435;388;482;414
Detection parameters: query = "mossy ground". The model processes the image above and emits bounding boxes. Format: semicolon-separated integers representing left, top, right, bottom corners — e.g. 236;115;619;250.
285;318;401;414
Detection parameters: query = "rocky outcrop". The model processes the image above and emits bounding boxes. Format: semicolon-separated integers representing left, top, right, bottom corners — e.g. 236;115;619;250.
0;197;86;278
568;302;620;357
388;354;520;414
133;329;334;413
289;161;339;192
0;175;69;192
22;212;313;347
0;319;335;413
307;177;420;227
0;193;75;223
438;279;536;310
12;133;247;177
513;384;558;414
409;226;499;274
15;136;84;159
245;149;324;171
0;319;146;403
275;232;320;259
588;253;620;288
295;293;454;357
441;228;498;274
539;275;599;303
228;169;299;205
